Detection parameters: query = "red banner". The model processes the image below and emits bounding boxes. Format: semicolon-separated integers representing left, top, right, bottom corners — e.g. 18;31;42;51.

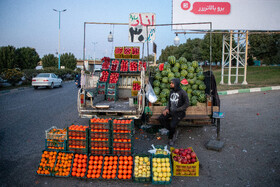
190;2;231;15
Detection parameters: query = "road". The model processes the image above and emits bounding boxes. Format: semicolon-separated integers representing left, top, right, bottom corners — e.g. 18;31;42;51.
0;83;279;186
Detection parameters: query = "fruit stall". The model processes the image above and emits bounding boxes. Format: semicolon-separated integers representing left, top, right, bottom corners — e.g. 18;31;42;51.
36;118;200;184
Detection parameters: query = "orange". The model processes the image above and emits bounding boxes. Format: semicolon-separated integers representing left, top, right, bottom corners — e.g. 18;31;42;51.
122;175;127;179
119;161;123;165
91;174;96;178
96;174;100;178
103;170;107;174
124;161;128;165
129;161;133;165
92;169;96;174
127;170;132;175
128;165;132;170
112;169;116;174
127;174;131;179
87;170;92;174
80;173;85;177
123;165;127;170
113;161;118;165
72;167;77;172
113;165;117;170
76;172;81;177
118;174;123;179
119;156;124;161
118;165;123;170
112;174;116;179
87;174;91;178
72;171;76;176
102;174;107;179
118;170;123;174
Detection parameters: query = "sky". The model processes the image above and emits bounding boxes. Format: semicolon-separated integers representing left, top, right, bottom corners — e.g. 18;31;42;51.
0;0;204;60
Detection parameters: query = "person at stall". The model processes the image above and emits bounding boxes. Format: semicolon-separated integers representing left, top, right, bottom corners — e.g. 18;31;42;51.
158;78;189;146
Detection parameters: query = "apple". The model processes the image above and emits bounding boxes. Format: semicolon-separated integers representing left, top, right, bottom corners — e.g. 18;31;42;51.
191;152;196;158
120;60;129;72
186;154;191;160
191;158;196;163
173;149;179;154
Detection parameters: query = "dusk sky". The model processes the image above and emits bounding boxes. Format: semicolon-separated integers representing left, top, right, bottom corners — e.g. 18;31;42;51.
0;0;204;60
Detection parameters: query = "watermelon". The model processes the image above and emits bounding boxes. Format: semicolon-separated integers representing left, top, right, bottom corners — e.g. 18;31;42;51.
154;87;160;95
196;67;203;73
192;84;198;90
160;91;168;98
153;80;160;87
168;72;175;78
195;80;203;85
180;70;188;77
181;63;188;70
175;72;181;78
155;72;162;80
161;97;167;103
162;77;169;83
187;88;192;94
189;79;195;85
187;73;194;79
172;66;179;73
192;96;198;101
162;89;170;96
192;61;199;68
160;83;167;90
191;98;198;106
181;85;188;91
179;57;187;64
197;73;205;81
168;56;176;65
164;63;171;70
161;70;168;77
199;83;206;90
174;62;180;69
198;93;206;102
187;93;192;101
168;76;175;83
159;63;164;71
188;67;195;73
187;62;192;67
180;76;185;81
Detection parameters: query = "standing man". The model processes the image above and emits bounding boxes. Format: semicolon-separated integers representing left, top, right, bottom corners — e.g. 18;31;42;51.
158;78;189;146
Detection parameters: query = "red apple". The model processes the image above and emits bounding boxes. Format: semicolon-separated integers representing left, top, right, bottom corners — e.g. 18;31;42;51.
191;152;196;158
173;149;179;154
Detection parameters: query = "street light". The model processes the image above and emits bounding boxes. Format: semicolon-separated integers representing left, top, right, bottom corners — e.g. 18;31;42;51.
53;8;67;69
174;33;180;46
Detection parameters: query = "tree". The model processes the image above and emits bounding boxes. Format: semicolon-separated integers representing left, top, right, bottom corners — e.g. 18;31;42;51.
249;33;280;65
60;53;77;70
159;45;178;63
42;54;58;68
15;47;40;70
202;32;223;63
0;46;16;72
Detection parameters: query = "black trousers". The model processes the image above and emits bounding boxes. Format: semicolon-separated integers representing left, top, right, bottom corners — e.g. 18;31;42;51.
158;113;183;139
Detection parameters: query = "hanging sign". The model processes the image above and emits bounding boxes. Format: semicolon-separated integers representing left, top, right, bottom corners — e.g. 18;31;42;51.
129;13;156;43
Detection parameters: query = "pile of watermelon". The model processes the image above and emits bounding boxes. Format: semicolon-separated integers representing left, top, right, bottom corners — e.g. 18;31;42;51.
153;56;206;106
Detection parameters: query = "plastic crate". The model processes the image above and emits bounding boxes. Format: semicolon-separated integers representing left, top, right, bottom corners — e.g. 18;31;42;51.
133;154;151;183
90;129;110;139
152;145;170;157
112;119;134;131
107;83;118;90
151;154;173;185
90;148;110;155
97;82;107;89
36;150;58;176
116;155;133;180
114;47;124;59
112;148;133;155
101;59;111;70
71;153;88;178
112;137;133;149
101;155;119;179
90;122;110;130
99;70;110;83
170;147;199;177
106;94;118;101
108;72;120;84
53;151;74;177
45;126;67;140
112;132;133;139
67;127;89;154
138;61;147;71
85;155;104;179
131;90;138;96
123;46;132;59
120;59;129;72
110;59;121;72
107;89;118;95
131;46;140;59
129;60;139;73
45;139;67;151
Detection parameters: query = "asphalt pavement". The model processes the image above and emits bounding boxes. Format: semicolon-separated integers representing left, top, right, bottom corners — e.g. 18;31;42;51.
0;82;279;186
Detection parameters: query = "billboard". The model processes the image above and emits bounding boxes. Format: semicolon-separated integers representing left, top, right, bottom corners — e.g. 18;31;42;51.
129;13;156;43
172;0;280;31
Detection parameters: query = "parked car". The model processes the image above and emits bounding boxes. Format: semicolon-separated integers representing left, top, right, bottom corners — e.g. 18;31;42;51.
32;73;62;89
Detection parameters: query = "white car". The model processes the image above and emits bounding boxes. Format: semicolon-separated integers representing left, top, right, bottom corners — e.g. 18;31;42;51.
32;73;62;89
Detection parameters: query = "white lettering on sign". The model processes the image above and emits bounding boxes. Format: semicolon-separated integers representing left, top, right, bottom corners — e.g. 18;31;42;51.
129;13;156;43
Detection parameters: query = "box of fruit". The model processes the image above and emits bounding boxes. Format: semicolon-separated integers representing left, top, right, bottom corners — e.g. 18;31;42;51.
123;46;132;59
170;147;199;177
45;126;67;140
110;59;121;72
131;46;140;59
129;60;139;73
114;47;123;59
45;139;67;151
133;154;151;183
151;154;173;185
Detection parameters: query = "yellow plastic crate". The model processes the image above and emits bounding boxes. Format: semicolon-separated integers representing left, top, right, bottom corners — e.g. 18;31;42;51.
170;147;199;177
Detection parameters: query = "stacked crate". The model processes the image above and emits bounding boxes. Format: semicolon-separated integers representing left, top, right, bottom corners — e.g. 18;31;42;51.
67;125;89;154
89;118;111;155
112;119;134;155
107;60;120;101
45;126;67;151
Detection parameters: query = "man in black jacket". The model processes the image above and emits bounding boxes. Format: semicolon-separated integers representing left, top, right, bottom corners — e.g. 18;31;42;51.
158;78;189;146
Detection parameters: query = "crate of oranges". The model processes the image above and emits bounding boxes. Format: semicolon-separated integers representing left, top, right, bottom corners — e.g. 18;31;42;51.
45;139;67;151
101;155;119;179
112;147;133;155
36;150;57;176
86;155;104;179
71;153;88;178
112;138;133;149
45;126;67;140
68;125;89;154
112;119;134;131
53;151;74;177
90;118;111;130
117;155;134;180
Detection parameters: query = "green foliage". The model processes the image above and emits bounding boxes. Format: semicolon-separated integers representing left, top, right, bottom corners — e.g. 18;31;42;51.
2;69;23;85
60;53;77;70
249;33;280;65
42;54;58;68
0;46;16;72
15;47;40;70
22;69;38;83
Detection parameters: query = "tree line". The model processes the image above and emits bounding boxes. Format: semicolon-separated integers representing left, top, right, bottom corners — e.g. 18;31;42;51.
159;32;280;65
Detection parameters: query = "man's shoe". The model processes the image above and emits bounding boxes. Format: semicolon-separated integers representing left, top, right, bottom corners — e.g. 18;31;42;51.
168;139;174;146
172;129;179;142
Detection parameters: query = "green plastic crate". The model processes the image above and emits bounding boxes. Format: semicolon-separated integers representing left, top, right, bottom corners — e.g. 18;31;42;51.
53;151;74;177
45;139;67;151
133;154;151;183
151;154;173;185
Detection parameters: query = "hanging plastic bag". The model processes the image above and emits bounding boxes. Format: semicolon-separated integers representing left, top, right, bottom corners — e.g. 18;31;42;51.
148;144;170;155
145;82;157;103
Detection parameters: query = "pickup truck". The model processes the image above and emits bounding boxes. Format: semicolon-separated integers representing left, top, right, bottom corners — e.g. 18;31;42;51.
77;69;146;119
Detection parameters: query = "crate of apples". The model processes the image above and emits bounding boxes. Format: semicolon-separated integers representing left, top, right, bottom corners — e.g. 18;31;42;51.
101;57;111;70
151;156;172;184
86;155;103;179
138;61;147;71
120;60;129;72
133;155;151;182
109;73;119;84
99;71;109;82
171;147;199;176
129;61;138;72
110;59;120;72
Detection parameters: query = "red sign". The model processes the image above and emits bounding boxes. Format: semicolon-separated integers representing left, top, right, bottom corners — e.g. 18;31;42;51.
190;2;231;15
181;1;191;11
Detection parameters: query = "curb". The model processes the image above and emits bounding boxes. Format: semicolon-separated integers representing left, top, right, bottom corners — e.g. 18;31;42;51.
218;86;280;95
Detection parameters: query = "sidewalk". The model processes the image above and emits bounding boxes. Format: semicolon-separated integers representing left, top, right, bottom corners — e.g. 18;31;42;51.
218;85;280;95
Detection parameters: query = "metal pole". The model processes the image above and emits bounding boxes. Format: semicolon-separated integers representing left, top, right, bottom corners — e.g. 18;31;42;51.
242;31;249;85
83;22;86;70
235;31;240;84
228;30;233;85
220;34;225;84
58;11;61;69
